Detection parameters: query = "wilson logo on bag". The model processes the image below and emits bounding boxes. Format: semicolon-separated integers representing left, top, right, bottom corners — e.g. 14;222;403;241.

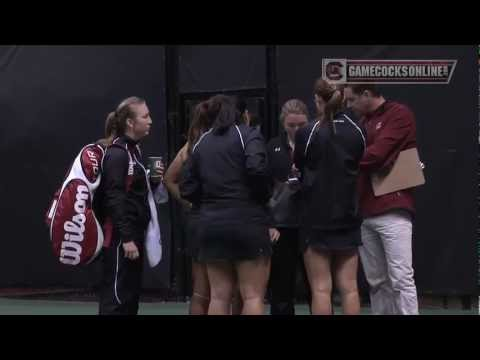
45;144;105;266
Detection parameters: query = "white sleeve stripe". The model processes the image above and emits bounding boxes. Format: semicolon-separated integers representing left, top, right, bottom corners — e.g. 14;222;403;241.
234;125;245;150
192;128;212;153
343;114;366;150
304;121;320;156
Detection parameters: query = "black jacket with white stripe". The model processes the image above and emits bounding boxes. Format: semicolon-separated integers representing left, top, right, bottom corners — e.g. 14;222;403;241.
266;130;302;228
294;110;366;232
180;124;272;226
94;135;151;244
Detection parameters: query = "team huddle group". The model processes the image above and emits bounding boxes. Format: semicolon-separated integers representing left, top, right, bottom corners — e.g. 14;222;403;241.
93;78;419;316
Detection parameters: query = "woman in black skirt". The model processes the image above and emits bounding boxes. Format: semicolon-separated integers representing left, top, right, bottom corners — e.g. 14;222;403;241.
180;95;279;315
164;101;211;314
294;79;366;315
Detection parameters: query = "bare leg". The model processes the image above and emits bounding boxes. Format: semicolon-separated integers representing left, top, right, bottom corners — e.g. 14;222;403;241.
236;256;271;315
333;250;361;315
189;260;210;315
206;262;235;315
231;281;243;315
304;247;332;315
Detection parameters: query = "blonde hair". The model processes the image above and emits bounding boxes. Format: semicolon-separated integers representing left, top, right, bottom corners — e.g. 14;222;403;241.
279;99;309;124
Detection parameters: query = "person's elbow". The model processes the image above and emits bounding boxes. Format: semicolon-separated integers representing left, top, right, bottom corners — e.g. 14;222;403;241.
360;148;394;172
163;176;176;194
179;181;198;203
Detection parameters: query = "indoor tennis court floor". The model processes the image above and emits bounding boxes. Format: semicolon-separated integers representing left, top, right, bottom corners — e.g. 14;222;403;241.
0;298;477;315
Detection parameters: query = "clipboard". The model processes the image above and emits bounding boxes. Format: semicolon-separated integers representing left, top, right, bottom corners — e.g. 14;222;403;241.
371;147;425;197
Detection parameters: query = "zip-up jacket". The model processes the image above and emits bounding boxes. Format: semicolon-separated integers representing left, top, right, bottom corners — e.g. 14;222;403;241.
294;111;366;232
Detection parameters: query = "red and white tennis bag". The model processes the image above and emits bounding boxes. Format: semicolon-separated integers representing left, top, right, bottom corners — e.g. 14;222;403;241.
45;144;105;266
45;141;164;268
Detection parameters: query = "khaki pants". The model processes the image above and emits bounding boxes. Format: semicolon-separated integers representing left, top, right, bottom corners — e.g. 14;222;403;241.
359;210;419;315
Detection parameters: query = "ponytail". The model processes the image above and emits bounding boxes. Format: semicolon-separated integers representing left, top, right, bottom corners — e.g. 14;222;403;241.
324;89;342;122
314;79;343;122
97;111;118;147
314;79;344;135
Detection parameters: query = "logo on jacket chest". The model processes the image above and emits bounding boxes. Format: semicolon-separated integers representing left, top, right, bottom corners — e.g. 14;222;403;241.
128;157;135;176
375;121;383;131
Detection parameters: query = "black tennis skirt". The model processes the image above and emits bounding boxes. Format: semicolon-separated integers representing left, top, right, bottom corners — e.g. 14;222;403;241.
185;208;202;261
195;205;273;263
300;226;362;253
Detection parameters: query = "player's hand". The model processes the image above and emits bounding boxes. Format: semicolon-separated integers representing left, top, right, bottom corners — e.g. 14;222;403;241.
123;241;140;260
269;228;280;243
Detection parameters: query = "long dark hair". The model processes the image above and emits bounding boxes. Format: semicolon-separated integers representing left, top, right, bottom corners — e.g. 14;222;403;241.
205;95;240;134
186;101;210;154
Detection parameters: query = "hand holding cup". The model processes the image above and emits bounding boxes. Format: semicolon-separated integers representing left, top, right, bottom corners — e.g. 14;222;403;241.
148;156;165;183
